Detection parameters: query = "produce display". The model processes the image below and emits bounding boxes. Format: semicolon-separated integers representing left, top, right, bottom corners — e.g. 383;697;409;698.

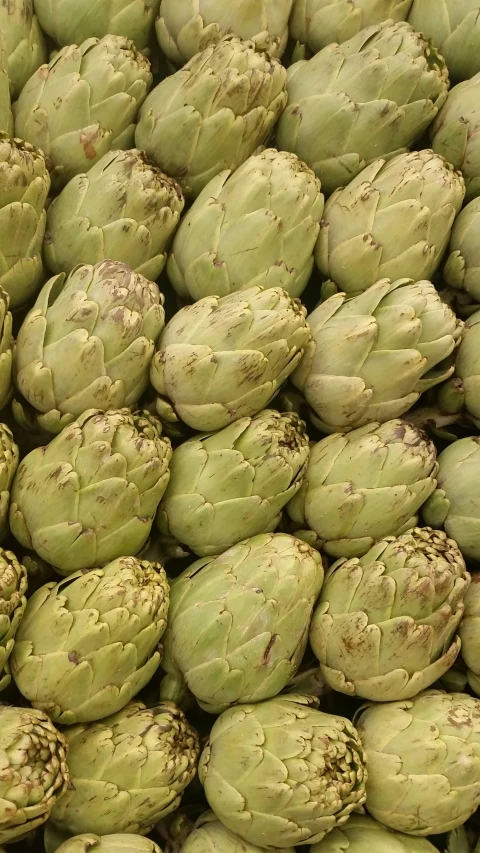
3;3;480;851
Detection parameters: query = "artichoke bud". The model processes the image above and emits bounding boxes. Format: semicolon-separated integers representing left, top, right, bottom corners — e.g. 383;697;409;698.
33;0;160;51
0;548;27;691
431;73;480;202
55;835;164;853
0;0;46;98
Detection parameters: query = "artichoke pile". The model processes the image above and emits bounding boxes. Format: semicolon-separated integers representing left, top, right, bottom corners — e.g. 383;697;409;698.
1;3;480;853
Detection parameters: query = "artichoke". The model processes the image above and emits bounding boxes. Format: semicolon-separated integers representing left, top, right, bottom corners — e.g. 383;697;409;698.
150;285;311;433
157;410;310;557
445;198;480;301
0;549;27;691
0;704;69;844
422;437;480;561
49;700;200;836
292;277;462;434
356;689;480;834
199;694;367;848
44;150;184;280
135;35;287;199
181;812;296;853
166;148;324;301
409;0;480;83
0;424;19;542
437;309;480;426
13;260;165;435
0;0;46;98
316;150;465;296
276;22;449;195
33;0;160;51
0;288;11;411
310;527;470;702
160;533;324;713
56;837;162;853
431;74;480;203
290;0;413;57
310;815;440;853
12;555;169;724
0;133;51;309
9;408;172;574
459;574;480;696
14;35;152;190
0;34;11;138
156;0;292;65
287;418;439;559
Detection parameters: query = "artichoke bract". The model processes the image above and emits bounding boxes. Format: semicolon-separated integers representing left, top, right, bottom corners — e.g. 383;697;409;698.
160;533;324;713
0;425;19;543
182;812;296;853
9;408;172;574
409;0;480;83
290;0;413;57
310;815;439;853
0;0;46;98
44;150;185;280
49;700;199;836
445;199;480;301
135;36;287;199
356;690;480;834
276;22;449;195
0;705;69;844
12;556;170;724
431;74;480;202
292;278;462;434
199;694;367;848
459;574;480;697
157;410;310;557
56;837;162;853
0;134;51;309
167;148;324;301
423;437;480;562
13;260;165;435
0;31;12;136
310;527;470;702
150;285;311;433
33;0;160;51
0;549;27;692
14;35;152;189
316;150;465;295
288;419;438;559
156;0;292;65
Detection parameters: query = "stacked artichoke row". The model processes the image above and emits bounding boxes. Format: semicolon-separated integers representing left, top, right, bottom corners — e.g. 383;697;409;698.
4;1;480;853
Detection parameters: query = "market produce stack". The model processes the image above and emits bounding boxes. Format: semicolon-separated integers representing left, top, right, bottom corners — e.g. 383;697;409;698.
3;1;480;851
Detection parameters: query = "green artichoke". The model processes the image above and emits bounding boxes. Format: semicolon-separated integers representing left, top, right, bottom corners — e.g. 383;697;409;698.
0;133;51;309
0;31;12;136
437;310;480;426
156;0;292;65
0;288;11;411
422;437;480;561
292;277;462;434
157;410;310;557
0;549;27;691
310;527;470;702
0;0;46;98
459;574;480;696
150;285;311;433
181;811;296;853
12;555;169;724
44;150;184;280
199;694;367;848
56;836;162;853
33;0;160;51
0;424;19;542
14;35;152;190
290;0;413;57
356;689;480;834
13;260;165;435
9;408;172;574
445;198;480;301
160;533;324;713
49;700;199;836
316;151;465;295
135;35;287;199
431;74;480;203
0;704;69;844
276;22;449;195
309;814;442;853
287;418;439;558
409;0;480;83
166;148;324;301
